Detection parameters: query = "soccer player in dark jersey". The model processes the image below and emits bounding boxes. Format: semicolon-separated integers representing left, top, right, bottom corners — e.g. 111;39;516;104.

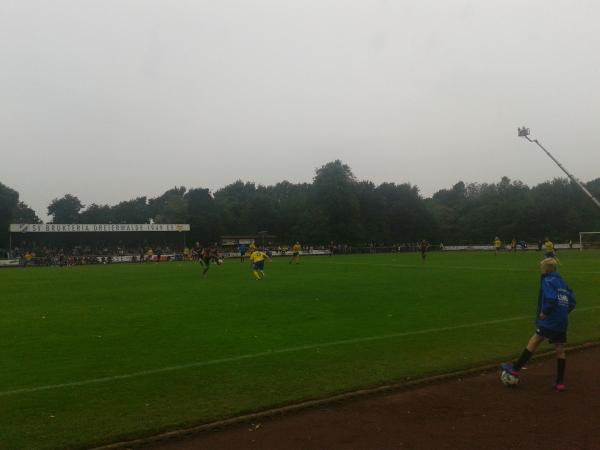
193;241;202;262
420;240;429;260
200;246;213;277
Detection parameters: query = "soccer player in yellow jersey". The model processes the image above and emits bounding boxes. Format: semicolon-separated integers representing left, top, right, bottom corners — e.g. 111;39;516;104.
494;237;502;255
544;237;559;263
249;242;256;253
289;242;302;264
250;248;270;280
146;247;153;263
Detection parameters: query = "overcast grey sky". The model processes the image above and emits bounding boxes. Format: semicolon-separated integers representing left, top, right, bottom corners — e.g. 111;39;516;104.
2;0;600;220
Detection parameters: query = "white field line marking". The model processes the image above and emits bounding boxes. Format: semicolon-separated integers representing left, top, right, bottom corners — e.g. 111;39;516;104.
314;260;600;275
2;305;600;398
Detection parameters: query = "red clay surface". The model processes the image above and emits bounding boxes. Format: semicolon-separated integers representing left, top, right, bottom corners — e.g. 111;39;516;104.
146;347;600;450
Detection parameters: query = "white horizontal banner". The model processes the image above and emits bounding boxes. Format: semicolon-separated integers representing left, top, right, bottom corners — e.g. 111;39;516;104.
9;224;190;233
0;259;20;267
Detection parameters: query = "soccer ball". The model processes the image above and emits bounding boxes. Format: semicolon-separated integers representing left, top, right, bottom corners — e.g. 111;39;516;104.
500;370;519;387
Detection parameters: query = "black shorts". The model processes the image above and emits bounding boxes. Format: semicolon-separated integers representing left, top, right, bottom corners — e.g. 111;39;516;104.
536;326;567;344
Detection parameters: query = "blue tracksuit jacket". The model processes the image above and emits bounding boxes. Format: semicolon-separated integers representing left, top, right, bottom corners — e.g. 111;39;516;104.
536;272;576;332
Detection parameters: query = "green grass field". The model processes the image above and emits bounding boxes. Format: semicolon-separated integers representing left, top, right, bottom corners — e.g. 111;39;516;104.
2;251;600;450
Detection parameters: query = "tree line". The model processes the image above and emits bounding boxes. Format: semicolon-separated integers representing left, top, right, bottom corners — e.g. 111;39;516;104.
2;160;600;248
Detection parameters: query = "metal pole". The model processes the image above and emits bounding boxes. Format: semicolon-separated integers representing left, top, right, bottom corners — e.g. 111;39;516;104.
520;130;600;211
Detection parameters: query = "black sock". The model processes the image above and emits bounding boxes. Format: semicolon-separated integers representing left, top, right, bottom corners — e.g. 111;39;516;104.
556;358;566;384
513;349;533;371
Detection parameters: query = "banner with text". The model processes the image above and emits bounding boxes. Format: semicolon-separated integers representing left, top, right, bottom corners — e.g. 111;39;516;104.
9;224;190;233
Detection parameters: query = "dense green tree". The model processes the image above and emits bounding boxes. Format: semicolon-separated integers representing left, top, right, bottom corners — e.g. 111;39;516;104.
149;187;187;224
0;183;40;252
356;181;384;243
112;197;150;223
379;182;435;243
4;165;600;250
0;182;19;219
264;181;312;243
79;204;114;224
12;202;42;224
0;182;19;249
47;194;84;224
312;160;361;243
213;181;258;235
185;188;220;244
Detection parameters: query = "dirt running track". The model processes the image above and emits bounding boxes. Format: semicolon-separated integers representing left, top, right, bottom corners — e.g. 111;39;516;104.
146;347;600;450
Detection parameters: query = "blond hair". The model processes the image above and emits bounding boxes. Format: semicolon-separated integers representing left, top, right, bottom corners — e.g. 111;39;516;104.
540;257;557;272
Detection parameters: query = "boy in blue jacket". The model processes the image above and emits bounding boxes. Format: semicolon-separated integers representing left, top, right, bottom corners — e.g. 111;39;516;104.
501;258;576;391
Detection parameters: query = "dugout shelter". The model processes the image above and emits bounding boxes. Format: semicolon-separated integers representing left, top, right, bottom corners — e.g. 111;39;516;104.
220;234;277;255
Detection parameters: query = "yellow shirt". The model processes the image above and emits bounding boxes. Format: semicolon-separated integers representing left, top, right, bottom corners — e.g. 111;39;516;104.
545;241;554;251
494;239;501;248
292;244;301;252
147;249;153;256
250;251;267;263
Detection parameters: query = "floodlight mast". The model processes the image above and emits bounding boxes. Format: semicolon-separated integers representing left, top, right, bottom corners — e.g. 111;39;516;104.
518;126;600;211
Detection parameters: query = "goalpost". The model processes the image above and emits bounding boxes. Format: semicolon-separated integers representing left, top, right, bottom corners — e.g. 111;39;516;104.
579;232;600;251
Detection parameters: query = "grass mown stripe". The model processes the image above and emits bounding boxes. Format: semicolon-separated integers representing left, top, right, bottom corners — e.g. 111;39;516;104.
90;341;600;450
3;305;600;398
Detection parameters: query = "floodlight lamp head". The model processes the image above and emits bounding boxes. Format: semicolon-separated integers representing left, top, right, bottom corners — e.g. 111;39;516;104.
518;126;530;137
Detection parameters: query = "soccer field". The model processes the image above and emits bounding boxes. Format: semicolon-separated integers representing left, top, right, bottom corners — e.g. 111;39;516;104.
2;251;600;450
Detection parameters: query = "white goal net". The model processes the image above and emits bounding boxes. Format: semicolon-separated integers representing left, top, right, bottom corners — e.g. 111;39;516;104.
579;232;600;250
